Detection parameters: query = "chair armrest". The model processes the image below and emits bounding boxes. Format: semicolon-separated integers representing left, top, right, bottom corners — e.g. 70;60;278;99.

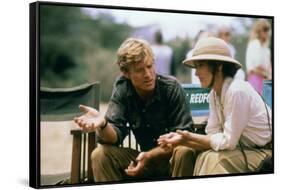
70;129;97;183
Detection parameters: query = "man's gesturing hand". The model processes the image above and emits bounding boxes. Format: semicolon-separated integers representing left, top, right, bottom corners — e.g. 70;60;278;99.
74;105;105;132
125;152;150;177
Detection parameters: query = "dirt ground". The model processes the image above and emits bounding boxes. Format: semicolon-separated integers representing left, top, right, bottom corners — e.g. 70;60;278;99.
40;103;108;176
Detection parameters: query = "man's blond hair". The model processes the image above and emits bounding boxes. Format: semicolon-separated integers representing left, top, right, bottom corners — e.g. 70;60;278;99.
115;38;154;72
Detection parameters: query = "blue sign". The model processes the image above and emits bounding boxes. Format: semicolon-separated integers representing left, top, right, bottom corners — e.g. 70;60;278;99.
262;80;272;108
181;84;210;116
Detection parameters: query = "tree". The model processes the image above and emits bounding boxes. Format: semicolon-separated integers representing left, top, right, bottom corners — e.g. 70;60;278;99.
40;5;132;101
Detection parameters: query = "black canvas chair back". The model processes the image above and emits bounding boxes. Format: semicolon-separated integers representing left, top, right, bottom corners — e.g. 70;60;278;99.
40;82;100;121
40;82;100;184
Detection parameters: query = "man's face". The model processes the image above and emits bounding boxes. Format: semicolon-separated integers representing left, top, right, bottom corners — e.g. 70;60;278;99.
125;58;156;96
194;60;213;88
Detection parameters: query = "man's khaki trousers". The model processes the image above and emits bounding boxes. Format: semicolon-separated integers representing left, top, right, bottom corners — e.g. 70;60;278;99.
90;144;196;182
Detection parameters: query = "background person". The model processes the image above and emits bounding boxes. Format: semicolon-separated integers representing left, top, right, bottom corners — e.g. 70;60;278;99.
246;19;272;94
216;25;245;80
186;30;212;84
74;38;195;182
158;37;272;175
151;30;174;76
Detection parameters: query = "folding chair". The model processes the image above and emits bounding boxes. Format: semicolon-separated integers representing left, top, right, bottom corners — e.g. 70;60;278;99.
40;82;100;184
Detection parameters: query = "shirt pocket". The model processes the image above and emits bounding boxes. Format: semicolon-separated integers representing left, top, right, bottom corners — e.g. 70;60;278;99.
128;112;142;130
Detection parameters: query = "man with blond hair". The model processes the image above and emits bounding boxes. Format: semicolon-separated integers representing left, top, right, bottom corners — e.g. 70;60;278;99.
74;38;195;182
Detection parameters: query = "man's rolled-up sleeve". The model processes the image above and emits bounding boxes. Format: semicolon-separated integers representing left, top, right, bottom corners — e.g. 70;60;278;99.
97;87;128;145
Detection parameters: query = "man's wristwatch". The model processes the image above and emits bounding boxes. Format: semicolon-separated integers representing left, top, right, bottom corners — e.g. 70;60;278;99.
100;118;108;130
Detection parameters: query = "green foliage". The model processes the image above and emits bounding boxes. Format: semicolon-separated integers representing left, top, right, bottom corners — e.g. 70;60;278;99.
168;37;192;83
231;34;249;72
40;5;132;101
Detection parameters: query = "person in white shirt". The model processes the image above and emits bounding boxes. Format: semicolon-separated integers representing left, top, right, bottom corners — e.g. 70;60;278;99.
151;30;174;76
186;30;211;84
216;25;246;81
158;37;272;175
246;19;272;94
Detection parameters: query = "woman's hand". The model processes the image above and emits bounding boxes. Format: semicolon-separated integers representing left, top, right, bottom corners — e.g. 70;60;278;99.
157;130;190;151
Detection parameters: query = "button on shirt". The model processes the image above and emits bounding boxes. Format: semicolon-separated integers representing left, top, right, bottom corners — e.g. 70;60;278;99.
103;75;193;151
206;77;272;151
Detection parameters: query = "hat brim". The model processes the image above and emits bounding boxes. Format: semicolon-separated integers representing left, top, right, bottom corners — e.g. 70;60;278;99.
182;54;242;69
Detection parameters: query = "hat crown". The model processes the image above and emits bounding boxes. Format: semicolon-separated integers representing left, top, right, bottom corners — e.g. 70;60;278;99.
193;37;231;57
182;37;242;69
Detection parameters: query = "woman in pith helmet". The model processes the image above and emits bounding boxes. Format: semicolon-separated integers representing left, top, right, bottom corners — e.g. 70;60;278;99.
158;37;272;175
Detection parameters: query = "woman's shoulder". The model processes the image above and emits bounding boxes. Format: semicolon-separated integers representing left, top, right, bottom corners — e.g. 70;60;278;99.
229;79;253;95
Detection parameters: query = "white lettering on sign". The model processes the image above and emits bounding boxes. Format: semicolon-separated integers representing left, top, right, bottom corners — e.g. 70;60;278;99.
189;93;210;104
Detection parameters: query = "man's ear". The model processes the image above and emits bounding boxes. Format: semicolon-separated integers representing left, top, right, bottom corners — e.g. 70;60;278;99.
122;70;130;79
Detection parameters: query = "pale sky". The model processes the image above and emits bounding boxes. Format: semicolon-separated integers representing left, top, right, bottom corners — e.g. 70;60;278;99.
83;7;253;41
